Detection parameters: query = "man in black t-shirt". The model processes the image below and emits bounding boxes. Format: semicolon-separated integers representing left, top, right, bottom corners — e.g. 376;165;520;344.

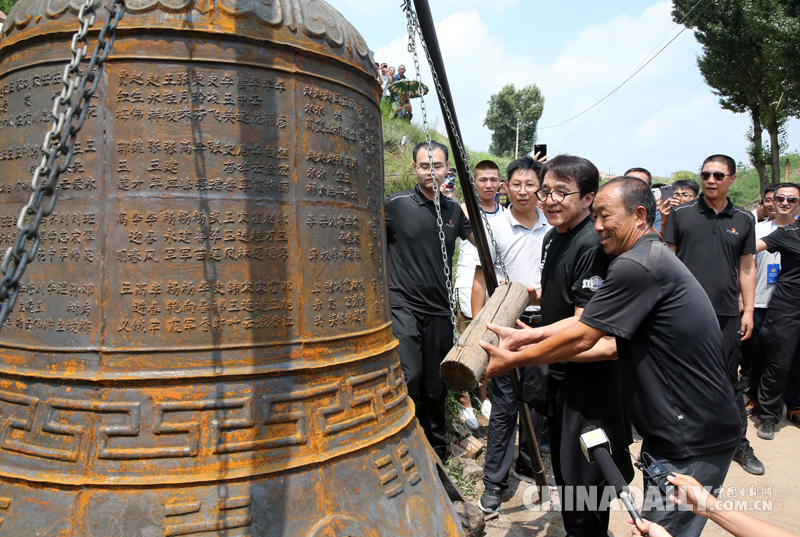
662;154;763;476
384;140;473;460
482;156;632;536
754;183;800;439
481;177;740;537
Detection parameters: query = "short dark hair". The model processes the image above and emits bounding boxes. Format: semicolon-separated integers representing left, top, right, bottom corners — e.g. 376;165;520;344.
702;154;736;176
474;159;500;175
762;183;779;201
673;179;699;196
599;176;657;226
412;140;449;163
774;182;800;197
540;155;599;196
624;167;652;186
506;156;542;182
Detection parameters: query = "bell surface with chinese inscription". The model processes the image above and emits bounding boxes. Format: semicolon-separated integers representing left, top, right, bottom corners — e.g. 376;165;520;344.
0;0;463;535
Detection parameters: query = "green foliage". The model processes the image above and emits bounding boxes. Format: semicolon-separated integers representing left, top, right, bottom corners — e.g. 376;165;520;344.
672;0;800;188
381;101;514;198
671;170;700;182
729;151;800;205
483;84;544;158
0;0;17;16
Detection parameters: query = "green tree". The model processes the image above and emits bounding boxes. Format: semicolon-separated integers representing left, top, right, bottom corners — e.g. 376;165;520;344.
672;0;800;194
483;84;544;158
0;0;17;16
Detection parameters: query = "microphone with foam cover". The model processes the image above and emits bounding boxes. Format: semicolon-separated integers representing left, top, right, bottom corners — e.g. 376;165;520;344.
580;427;646;531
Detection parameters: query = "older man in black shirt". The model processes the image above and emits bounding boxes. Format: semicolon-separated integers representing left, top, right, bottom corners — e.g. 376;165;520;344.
385;140;473;460
481;177;741;537
662;154;763;476
486;156;632;536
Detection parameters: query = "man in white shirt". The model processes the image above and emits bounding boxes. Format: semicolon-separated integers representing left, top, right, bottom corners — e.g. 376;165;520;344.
744;185;787;412
454;160;504;429
470;156;552;513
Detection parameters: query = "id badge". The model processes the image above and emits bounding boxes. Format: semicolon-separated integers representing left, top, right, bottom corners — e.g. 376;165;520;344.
767;264;780;284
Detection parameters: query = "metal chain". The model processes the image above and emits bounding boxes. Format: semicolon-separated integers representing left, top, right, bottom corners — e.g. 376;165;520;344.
0;0;126;327
403;5;461;346
402;2;510;286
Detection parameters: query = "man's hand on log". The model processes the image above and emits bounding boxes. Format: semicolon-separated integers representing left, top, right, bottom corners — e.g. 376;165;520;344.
479;337;518;379
483;321;537;351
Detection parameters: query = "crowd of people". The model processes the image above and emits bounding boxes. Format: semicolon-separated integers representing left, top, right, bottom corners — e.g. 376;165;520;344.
376;61;413;120
383;142;800;537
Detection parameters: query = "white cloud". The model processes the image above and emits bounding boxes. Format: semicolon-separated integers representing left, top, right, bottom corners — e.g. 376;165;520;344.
354;1;800;177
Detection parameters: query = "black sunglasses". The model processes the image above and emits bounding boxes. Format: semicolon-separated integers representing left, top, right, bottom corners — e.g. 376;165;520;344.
774;195;799;204
700;171;731;181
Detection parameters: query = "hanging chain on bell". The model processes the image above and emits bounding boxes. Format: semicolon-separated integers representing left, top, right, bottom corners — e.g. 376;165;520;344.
402;2;511;346
0;0;126;327
403;0;511;283
403;5;461;346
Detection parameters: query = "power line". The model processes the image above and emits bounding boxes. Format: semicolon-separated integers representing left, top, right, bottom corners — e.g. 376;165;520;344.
541;0;710;131
566;83;705;151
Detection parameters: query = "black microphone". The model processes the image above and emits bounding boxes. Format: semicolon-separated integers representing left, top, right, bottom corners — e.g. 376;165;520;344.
580;427;646;531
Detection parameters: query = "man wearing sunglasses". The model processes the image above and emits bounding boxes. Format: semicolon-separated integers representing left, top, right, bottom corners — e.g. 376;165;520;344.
663;154;763;475
743;184;782;414
754;183;800;439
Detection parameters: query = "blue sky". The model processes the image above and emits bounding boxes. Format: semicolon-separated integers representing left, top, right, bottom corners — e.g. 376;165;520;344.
334;0;800;178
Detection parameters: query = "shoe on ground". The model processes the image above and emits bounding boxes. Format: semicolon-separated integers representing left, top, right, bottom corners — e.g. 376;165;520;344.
733;445;765;475
745;396;756;417
459;406;479;430
631;425;643;443
513;468;536;484
478;486;509;514
757;418;776;440
481;399;492;420
787;407;800;428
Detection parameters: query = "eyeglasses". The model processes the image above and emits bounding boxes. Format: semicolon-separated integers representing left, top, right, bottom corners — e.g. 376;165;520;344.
508;183;539;191
535;189;581;203
700;171;731;181
675;191;694;199
774;195;799;204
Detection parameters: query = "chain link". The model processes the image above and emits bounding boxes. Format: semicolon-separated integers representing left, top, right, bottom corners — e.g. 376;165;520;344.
402;2;510;290
402;5;461;346
0;0;126;327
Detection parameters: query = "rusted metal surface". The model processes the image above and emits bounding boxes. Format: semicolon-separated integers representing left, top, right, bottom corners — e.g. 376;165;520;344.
0;1;464;534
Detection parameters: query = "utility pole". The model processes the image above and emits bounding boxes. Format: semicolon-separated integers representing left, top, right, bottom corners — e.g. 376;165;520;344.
785;158;790;182
515;118;520;159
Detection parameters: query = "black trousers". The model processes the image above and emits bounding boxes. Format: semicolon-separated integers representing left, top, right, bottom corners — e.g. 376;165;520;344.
784;359;800;410
744;308;768;401
391;306;452;460
549;375;609;537
757;307;800;422
718;315;749;449
482;369;545;491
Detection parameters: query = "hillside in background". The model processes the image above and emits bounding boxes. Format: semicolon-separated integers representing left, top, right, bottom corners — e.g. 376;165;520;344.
381;102;512;200
381;105;800;208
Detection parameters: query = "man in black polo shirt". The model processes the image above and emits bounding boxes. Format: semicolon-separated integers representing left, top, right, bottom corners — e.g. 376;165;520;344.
754;183;800;439
384;140;473;460
662;154;763;476
481;177;741;537
488;155;632;536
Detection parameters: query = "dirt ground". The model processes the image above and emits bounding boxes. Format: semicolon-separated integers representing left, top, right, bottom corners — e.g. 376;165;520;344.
465;412;800;536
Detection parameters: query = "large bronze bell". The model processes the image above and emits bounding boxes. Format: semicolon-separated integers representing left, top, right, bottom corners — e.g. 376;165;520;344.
0;0;463;534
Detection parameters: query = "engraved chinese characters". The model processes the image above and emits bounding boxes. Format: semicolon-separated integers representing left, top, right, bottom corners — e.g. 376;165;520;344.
0;0;463;534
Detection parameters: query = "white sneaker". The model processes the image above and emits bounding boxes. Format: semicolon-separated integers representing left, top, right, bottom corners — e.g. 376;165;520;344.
459;406;479;430
481;399;492;420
